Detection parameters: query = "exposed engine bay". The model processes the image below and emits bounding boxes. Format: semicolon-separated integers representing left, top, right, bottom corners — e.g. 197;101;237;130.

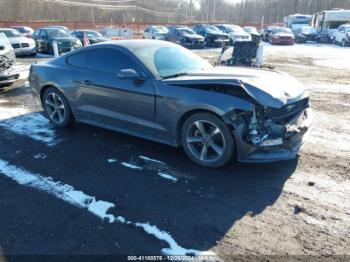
244;98;310;148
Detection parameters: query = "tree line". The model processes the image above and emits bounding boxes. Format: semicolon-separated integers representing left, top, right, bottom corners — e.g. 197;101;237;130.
0;0;350;25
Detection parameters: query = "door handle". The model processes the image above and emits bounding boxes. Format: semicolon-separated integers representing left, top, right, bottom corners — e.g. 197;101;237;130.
82;80;94;85
72;80;94;85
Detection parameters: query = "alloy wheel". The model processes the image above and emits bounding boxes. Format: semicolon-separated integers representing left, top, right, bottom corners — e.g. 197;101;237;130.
45;92;66;124
186;120;225;163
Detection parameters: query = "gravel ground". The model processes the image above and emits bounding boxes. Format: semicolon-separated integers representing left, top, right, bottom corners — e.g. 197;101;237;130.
0;42;349;261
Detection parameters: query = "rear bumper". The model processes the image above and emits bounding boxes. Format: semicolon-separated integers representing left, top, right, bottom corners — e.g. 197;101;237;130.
235;108;312;163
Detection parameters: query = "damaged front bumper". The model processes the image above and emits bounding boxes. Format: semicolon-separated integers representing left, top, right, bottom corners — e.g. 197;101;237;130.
230;106;312;163
0;68;19;86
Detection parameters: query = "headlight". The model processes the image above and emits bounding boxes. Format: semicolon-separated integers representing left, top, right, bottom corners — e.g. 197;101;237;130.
74;40;82;47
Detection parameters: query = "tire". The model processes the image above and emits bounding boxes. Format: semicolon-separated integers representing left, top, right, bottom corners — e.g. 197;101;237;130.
181;112;235;168
42;87;74;128
0;82;13;88
333;38;337;45
342;40;348;47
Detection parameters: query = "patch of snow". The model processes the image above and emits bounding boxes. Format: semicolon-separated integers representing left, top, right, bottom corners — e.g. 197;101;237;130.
88;201;115;223
263;43;350;71
157;172;178;182
107;159;117;163
306;83;350;95
15;63;31;80
121;162;142;170
0;159;115;223
116;216;126;223
135;222;216;256
139;156;166;165
33;153;47;160
0;110;59;146
0;106;29;121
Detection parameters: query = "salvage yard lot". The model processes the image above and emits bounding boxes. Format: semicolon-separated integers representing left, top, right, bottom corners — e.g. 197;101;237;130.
0;43;350;260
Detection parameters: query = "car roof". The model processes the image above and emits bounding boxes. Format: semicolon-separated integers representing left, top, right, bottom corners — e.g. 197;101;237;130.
92;39;176;50
0;28;15;31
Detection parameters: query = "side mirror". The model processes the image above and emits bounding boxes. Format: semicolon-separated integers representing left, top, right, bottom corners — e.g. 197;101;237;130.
117;69;144;81
0;45;5;51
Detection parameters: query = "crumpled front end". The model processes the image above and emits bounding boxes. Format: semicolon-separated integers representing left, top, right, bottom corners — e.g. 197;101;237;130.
227;97;312;163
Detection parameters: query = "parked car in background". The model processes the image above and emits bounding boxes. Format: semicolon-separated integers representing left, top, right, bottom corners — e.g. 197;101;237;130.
243;26;262;42
332;24;350;47
243;26;260;35
269;27;295;45
0;28;36;56
29;40;311;167
143;25;169;40
45;26;71;32
262;26;278;41
0;33;19;88
193;25;229;47
71;30;108;46
295;26;319;43
215;24;251;44
100;28;133;40
32;27;82;54
10;26;34;38
166;26;204;48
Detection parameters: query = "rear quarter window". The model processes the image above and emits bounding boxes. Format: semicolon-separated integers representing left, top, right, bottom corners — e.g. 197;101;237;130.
85;49;139;73
66;52;86;68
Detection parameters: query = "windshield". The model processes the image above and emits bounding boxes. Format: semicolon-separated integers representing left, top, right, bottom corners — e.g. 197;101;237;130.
133;44;213;78
204;26;221;34
12;27;30;33
301;27;317;34
46;28;71;37
274;28;292;34
0;33;11;46
0;29;21;38
244;27;257;33
227;25;244;33
154;26;168;33
84;31;103;38
179;28;195;35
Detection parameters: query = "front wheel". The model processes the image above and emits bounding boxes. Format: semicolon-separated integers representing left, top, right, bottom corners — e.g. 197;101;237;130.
43;87;74;127
342;39;348;47
181;113;235;168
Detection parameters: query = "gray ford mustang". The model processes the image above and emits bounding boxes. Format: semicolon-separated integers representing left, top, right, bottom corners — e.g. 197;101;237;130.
29;40;311;167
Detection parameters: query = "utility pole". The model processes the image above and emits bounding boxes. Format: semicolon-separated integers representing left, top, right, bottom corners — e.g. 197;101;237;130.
91;9;95;29
190;0;193;22
213;0;216;23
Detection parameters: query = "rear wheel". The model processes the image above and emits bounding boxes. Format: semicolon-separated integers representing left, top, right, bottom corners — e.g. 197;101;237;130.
43;87;73;127
181;113;235;168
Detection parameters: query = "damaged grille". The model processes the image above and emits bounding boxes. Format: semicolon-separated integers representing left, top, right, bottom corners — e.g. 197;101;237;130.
263;98;309;123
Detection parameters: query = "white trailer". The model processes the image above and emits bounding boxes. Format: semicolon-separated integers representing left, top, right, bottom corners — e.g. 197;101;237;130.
283;14;312;29
311;9;350;39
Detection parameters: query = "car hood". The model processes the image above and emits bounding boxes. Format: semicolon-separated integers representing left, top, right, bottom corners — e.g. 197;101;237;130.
229;31;250;37
49;36;77;42
9;36;34;44
183;34;203;40
164;67;307;108
274;33;294;38
208;32;228;38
